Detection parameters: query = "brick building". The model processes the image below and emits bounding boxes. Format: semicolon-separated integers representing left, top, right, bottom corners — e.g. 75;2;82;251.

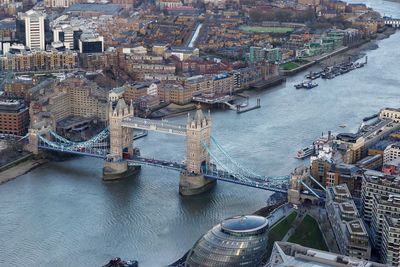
0;99;29;136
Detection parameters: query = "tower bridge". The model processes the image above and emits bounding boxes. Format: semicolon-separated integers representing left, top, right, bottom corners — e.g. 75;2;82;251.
25;99;291;195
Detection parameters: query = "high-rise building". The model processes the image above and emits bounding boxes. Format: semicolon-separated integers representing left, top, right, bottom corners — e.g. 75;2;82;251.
24;10;45;50
381;215;400;266
325;184;371;260
79;33;104;54
370;194;400;250
361;170;400;225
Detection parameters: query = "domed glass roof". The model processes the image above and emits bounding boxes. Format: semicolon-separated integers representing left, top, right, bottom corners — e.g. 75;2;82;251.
185;215;269;267
221;215;269;235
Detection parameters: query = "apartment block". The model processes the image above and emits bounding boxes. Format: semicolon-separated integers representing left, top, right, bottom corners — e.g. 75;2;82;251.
326;184;371;260
361;170;400;224
0;50;77;72
371;194;400;249
381;215;400;266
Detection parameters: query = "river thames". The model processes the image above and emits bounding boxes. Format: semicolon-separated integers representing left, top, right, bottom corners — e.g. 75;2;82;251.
1;2;400;266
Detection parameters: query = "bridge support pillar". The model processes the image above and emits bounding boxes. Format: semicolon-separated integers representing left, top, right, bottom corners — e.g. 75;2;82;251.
179;171;216;196
26;129;39;155
103;159;140;181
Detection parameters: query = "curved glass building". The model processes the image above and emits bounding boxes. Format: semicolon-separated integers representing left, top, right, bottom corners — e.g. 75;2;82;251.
185;215;269;267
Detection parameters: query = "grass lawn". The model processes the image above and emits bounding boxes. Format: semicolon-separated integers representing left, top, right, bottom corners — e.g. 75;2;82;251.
288;215;328;251
281;62;300;71
239;26;294;34
266;211;297;257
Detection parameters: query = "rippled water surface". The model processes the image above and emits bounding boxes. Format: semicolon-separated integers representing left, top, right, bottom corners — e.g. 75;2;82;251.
1;1;399;266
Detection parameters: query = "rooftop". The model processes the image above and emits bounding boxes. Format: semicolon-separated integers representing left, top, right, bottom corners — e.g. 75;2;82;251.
346;219;368;235
65;3;122;15
221;215;268;234
270;241;385;267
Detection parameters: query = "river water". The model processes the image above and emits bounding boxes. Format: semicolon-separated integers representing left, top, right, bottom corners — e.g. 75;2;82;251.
1;2;399;266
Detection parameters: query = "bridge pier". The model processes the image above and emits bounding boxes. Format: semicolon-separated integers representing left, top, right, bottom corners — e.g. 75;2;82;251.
179;171;216;195
103;158;140;181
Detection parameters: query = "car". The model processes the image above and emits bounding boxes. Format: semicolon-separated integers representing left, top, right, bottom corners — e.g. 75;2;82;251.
169;164;174;167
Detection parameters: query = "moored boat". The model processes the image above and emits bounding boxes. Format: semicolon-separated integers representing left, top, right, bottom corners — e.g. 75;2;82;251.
296;145;315;159
103;257;138;267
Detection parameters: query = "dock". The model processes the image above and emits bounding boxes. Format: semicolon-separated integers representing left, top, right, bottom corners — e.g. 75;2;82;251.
237;98;261;114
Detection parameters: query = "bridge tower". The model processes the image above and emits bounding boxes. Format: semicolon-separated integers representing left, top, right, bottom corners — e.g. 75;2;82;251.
179;106;216;195
26;126;51;155
103;99;136;181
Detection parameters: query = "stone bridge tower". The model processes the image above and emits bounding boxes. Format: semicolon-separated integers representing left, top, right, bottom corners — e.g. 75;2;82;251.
108;99;134;158
103;99;135;181
179;106;216;195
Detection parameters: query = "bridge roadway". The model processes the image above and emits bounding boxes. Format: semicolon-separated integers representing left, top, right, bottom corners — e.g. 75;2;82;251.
128;157;288;193
37;135;289;193
121;117;187;136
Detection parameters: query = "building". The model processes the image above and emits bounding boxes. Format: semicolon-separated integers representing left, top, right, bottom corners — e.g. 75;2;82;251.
381;215;400;266
370;194;400;250
383;143;400;165
269;242;385;267
0;50;77;72
109;86;126;102
24;10;45;50
44;0;77;8
0;99;29;136
156;0;182;10
361;170;400;225
30;77;108;128
4;76;36;99
379;108;400;123
334;119;400;164
52;24;81;50
326;163;362;195
325;184;371;260
185;215;269;266
79;32;104;54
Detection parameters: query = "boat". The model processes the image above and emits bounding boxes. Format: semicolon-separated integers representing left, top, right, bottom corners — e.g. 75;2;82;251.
339;124;347;128
363;114;378;122
296;145;315;159
305;71;321;80
294;83;304;89
303;81;318;89
103;257;138;267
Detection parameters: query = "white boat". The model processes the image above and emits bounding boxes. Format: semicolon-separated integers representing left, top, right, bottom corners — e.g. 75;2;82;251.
296;145;315;159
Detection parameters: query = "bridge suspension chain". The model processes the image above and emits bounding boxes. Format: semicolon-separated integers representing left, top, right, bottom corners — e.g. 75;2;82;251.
210;136;263;179
47;128;110;148
201;140;253;184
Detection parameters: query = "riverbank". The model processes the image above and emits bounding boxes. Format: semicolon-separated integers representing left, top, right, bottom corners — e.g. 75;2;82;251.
320;27;397;66
0;158;48;185
284;26;397;75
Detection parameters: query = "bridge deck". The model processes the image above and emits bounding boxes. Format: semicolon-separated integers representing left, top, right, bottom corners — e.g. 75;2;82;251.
121;117;187;136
